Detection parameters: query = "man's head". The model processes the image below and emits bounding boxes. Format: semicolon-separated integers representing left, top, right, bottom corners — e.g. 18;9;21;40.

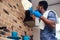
37;1;48;13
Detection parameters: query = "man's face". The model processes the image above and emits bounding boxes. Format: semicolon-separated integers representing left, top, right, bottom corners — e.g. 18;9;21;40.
37;5;43;13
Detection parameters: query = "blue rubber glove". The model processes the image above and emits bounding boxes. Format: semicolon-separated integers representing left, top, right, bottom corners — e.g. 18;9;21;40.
32;10;42;18
29;7;33;13
29;7;42;18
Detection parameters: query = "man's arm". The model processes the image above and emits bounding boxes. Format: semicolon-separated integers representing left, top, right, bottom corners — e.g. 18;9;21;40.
41;16;55;28
29;8;56;28
40;12;56;28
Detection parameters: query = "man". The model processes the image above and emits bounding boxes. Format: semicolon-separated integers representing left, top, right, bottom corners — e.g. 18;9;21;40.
29;1;57;40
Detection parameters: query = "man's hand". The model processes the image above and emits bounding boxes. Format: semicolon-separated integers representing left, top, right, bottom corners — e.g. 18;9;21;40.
32;10;42;18
29;7;42;18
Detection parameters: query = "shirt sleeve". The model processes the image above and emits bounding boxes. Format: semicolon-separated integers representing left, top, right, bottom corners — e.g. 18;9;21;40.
48;11;57;22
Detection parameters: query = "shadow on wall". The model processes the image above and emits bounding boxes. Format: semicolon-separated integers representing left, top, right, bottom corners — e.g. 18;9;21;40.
24;10;33;22
23;10;35;27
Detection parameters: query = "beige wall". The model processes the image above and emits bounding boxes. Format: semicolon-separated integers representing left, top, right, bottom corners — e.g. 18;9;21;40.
33;28;40;40
32;0;42;9
46;0;60;5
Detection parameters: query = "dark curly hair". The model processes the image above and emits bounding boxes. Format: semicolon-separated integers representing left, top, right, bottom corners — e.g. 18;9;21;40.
38;1;48;10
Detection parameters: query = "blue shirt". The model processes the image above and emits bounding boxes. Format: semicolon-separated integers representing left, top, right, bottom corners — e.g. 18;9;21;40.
40;11;57;40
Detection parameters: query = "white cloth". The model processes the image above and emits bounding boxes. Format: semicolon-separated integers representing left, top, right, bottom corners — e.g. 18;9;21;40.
35;10;58;30
21;0;32;10
35;17;40;26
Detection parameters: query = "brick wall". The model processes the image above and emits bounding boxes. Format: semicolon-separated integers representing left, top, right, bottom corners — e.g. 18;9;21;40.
0;0;33;38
